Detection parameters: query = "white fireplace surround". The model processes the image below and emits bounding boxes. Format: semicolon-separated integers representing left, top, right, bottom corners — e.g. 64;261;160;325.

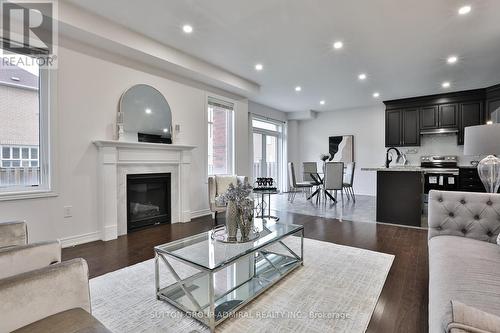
94;140;196;241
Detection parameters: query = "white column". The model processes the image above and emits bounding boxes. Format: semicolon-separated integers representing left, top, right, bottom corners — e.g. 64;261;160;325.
179;150;192;222
98;146;118;240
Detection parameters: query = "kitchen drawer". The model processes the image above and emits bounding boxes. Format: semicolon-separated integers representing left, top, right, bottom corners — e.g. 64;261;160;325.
459;168;478;177
459;183;485;192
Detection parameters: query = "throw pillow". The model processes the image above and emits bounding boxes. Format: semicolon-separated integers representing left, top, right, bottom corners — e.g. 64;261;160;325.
215;175;237;196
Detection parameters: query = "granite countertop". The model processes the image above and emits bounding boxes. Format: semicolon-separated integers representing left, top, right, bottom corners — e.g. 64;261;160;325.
361;166;425;172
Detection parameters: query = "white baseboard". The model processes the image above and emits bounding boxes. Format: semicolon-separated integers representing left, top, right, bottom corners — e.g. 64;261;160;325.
59;231;101;248
191;208;212;219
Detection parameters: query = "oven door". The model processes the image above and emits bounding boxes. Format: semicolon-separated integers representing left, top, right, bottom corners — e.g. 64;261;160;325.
423;173;458;194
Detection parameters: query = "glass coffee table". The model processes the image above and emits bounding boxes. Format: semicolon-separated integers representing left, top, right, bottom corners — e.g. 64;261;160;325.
154;219;304;332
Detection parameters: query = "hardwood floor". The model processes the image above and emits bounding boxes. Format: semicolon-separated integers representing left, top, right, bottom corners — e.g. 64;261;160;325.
62;211;429;333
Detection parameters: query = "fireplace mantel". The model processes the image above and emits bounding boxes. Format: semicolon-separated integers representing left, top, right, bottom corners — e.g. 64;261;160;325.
93;140;196;241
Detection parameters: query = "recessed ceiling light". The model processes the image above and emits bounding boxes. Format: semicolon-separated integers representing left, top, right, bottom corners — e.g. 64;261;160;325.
295;86;302;92
320;100;325;105
373;92;380;98
358;73;367;80
255;63;263;71
163;128;169;133
442;81;451;88
182;24;193;33
447;56;458;64
333;41;343;49
145;108;152;114
458;5;471;15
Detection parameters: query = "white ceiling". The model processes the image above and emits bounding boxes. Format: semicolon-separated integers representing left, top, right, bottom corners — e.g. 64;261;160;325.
64;0;500;112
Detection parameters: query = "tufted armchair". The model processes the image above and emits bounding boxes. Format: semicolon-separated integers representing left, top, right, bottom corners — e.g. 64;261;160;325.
428;190;500;333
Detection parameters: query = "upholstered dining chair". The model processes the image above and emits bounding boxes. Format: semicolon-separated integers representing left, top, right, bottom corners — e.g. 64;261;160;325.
343;162;356;202
208;175;248;225
324;162;344;205
287;162;313;203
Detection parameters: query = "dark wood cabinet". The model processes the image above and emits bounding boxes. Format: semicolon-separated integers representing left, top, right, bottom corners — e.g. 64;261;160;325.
384;87;491;147
402;108;420;146
438;104;458;128
386;109;402;146
385;108;420;147
486;84;500;119
420;106;439;129
458;101;483;145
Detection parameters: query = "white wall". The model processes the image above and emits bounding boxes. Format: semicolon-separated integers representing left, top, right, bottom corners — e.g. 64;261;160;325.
248;101;287;122
296;106;386;196
0;42;249;245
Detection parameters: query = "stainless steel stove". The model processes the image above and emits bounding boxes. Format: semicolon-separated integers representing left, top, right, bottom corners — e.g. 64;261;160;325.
420;155;459;194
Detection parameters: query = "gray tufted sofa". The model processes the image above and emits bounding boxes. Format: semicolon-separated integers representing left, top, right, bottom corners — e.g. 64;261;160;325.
428;190;500;333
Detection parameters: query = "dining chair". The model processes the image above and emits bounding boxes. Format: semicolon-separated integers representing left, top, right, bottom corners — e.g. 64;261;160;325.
302;162;317;182
324;162;344;205
343;162;356;202
287;162;313;203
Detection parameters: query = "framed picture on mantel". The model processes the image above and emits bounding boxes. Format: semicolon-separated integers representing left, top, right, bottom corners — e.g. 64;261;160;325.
329;135;354;162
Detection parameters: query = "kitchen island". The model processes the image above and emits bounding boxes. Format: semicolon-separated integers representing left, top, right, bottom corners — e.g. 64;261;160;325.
362;167;424;227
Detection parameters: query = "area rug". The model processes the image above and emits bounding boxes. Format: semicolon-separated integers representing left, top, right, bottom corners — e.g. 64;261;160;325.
90;238;394;333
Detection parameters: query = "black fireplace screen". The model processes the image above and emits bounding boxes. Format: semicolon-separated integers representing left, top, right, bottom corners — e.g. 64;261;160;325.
127;173;171;231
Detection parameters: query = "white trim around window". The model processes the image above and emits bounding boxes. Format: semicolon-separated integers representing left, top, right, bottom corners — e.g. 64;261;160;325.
0;68;58;201
205;92;236;179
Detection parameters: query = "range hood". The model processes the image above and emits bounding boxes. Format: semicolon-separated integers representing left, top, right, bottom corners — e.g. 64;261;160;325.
420;128;458;135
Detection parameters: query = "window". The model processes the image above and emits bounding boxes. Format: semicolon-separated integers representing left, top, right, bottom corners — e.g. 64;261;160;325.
208;97;234;175
0;49;51;195
1;146;39;168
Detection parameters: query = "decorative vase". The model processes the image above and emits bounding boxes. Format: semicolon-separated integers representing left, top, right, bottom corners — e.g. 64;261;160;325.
225;200;239;241
238;200;254;241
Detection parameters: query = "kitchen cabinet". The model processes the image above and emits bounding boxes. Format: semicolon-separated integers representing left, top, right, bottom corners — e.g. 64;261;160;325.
458;167;500;193
384;87;491;147
385;109;402;146
402;108;420;146
438;104;458;128
385;108;419;147
420;106;439;129
458;101;483;145
486;84;500;119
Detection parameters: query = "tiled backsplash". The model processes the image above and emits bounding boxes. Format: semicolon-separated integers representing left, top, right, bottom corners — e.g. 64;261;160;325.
400;133;477;166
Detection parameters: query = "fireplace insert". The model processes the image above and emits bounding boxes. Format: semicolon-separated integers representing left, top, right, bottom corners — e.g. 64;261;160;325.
127;173;171;231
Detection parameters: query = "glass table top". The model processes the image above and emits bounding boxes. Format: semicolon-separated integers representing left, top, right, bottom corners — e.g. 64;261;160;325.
155;219;303;271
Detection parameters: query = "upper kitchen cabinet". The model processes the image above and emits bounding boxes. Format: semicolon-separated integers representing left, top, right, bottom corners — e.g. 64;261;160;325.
402;108;420;146
384;88;487;147
385;109;402;146
458;101;484;145
420;106;439;130
384;108;419;147
486;84;500;119
438;104;458;128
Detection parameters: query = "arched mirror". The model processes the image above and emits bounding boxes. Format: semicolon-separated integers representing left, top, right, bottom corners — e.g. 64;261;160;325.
119;84;172;143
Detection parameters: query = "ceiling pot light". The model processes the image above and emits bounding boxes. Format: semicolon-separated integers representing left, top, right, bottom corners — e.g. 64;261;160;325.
295;86;302;92
458;5;471;15
145;108;152;114
373;92;380;98
255;63;263;71
447;56;458;64
442;82;451;88
333;41;343;49
358;73;367;80
182;24;193;33
320;100;325;105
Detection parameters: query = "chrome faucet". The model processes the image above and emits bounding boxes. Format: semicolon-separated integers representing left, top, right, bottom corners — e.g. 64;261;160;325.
385;147;402;168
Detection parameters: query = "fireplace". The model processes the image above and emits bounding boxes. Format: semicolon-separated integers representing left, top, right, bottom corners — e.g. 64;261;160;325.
127;173;171;231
